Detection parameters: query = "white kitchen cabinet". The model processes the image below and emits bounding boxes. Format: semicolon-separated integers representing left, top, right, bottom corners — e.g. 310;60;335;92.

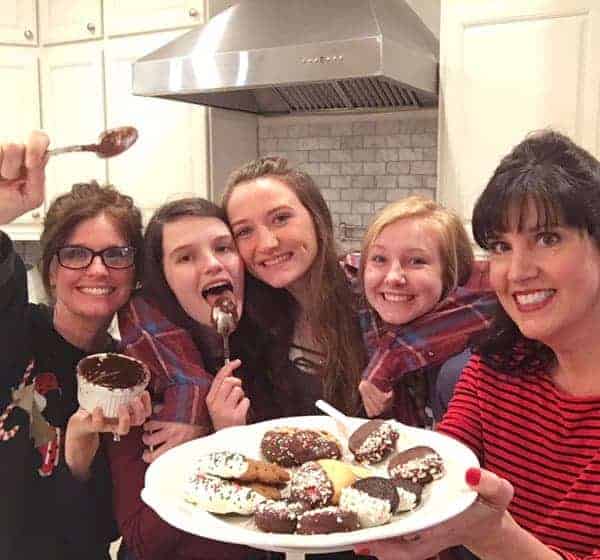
438;0;600;230
104;0;203;37
40;42;107;207
0;0;37;45
39;0;102;45
0;46;42;238
104;32;208;223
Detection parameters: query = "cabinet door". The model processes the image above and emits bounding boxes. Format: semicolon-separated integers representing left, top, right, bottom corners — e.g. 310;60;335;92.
39;0;102;45
104;32;208;223
0;0;37;45
104;0;203;37
0;47;42;238
40;43;107;207
438;0;600;229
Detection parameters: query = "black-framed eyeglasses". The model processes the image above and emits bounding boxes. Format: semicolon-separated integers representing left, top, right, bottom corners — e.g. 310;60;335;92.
56;245;136;270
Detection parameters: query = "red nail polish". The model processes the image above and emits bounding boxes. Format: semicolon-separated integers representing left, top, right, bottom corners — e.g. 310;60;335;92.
465;467;481;486
355;547;371;556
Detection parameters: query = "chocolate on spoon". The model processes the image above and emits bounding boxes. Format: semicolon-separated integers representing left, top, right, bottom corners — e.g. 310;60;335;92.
211;295;238;364
47;126;138;159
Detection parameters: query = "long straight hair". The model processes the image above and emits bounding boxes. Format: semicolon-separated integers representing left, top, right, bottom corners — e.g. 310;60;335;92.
223;157;366;415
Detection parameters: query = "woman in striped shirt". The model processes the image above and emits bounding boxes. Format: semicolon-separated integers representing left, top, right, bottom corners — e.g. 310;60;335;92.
356;130;600;560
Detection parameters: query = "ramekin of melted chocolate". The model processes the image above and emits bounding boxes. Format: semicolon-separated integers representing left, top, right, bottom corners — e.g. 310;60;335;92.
77;353;150;418
78;353;147;389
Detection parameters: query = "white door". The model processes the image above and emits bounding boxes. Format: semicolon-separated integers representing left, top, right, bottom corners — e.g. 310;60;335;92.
0;0;37;46
0;46;42;237
438;0;600;229
104;0;203;37
104;32;208;224
39;0;102;45
40;42;107;206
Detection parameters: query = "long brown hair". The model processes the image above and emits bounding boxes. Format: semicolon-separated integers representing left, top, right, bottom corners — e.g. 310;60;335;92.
223;157;366;415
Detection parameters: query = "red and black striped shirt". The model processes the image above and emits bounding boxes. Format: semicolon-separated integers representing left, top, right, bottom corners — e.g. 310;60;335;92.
437;354;600;560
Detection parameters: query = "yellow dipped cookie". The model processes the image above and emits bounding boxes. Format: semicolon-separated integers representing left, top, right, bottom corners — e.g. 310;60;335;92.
317;459;357;505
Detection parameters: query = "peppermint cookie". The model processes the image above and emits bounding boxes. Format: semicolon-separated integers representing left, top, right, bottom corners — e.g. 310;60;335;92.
289;461;334;507
388;445;444;485
184;473;265;515
195;451;290;484
289;459;356;507
77;353;149;418
349;419;400;464
261;428;342;467
340;476;399;527
296;507;360;535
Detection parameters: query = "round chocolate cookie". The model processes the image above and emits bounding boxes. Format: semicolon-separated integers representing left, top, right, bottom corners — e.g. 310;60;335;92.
339;477;398;528
296;507;360;535
255;500;309;534
348;419;399;464
289;461;334;507
394;478;423;512
353;476;400;512
388;445;444;485
261;428;342;467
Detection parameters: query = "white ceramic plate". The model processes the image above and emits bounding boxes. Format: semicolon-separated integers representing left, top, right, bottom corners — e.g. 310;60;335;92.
142;415;478;554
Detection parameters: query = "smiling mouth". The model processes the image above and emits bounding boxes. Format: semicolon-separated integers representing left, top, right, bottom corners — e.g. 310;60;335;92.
261;253;292;268
513;289;555;310
382;293;414;302
78;287;115;296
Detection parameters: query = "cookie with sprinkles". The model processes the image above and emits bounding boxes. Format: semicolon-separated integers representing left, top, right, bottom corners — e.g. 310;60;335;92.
194;451;290;484
183;473;266;514
255;500;310;533
296;507;360;535
388;445;444;485
348;419;399;464
261;427;342;467
289;461;335;507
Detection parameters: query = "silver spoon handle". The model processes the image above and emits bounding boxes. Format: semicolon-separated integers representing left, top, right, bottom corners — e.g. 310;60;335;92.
47;145;87;156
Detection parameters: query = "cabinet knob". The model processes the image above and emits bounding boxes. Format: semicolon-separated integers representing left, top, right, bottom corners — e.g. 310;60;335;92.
24;29;34;40
188;7;199;18
87;22;96;33
32;211;41;219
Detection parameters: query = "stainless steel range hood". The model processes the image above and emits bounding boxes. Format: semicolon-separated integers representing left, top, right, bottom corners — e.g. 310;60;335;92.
133;0;438;115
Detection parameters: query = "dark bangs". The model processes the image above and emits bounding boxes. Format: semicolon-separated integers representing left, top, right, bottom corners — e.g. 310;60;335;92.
473;145;600;250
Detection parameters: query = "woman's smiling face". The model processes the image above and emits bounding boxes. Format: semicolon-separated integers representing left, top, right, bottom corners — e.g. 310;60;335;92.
363;217;444;326
226;176;318;294
488;199;600;348
161;216;244;327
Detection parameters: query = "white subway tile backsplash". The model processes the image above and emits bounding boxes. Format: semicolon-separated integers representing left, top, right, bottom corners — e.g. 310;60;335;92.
410;161;436;175
376;176;397;188
259;110;438;251
386;162;410;175
363;163;386;175
351;176;375;188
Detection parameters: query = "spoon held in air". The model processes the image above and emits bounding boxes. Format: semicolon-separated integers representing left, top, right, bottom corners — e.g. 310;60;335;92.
47;126;138;159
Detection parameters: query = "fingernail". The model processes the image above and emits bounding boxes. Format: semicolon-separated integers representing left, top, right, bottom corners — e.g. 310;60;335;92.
355;547;370;556
465;467;481;486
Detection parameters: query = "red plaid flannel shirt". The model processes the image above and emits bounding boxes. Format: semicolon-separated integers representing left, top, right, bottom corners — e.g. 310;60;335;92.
118;294;213;430
342;253;497;393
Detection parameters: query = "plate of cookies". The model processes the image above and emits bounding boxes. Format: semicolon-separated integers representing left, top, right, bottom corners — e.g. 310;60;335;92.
141;415;479;554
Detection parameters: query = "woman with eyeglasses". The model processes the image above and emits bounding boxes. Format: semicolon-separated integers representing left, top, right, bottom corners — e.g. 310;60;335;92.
0;131;152;560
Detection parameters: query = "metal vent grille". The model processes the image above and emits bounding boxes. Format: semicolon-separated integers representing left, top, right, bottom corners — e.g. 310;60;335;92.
273;76;427;113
